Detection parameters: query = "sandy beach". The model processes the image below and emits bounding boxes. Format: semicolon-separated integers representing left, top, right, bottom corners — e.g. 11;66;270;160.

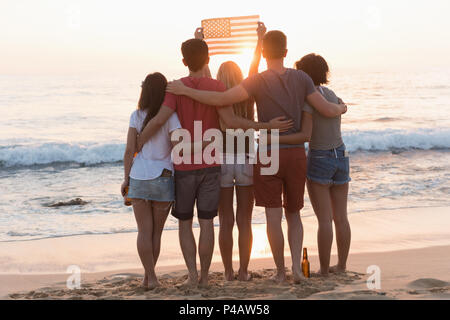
1;206;449;300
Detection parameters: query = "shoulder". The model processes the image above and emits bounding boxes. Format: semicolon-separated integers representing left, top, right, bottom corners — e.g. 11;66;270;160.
130;109;142;120
208;78;225;89
168;112;180;123
321;86;335;94
165;112;181;132
243;72;262;85
129;109;144;128
289;68;311;80
136;109;147;116
205;77;228;92
188;77;225;90
209;78;226;89
321;86;339;101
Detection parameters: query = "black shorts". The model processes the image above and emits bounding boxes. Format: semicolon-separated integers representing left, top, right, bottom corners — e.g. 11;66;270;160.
173;166;221;221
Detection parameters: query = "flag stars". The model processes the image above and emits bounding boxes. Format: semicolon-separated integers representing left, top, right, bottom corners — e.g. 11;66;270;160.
202;18;231;38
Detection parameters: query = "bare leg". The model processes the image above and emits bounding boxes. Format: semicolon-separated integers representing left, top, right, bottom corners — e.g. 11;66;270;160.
330;183;351;273
132;199;159;289
151;201;171;265
178;219;198;286
285;210;304;283
198;218;215;287
307;181;333;276
235;185;254;281
218;187;235;281
265;207;287;283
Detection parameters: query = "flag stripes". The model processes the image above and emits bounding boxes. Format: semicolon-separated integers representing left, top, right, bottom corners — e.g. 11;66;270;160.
201;15;260;56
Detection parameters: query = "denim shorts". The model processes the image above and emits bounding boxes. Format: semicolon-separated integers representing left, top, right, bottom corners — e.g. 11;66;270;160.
307;144;351;185
128;176;175;202
221;154;253;188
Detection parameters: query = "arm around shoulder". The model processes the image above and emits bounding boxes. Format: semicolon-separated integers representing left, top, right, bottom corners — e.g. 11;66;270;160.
277;112;312;145
166;81;250;106
137;105;175;150
306;91;346;118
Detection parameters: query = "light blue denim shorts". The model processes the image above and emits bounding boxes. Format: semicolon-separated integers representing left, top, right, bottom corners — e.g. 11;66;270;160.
128;176;175;202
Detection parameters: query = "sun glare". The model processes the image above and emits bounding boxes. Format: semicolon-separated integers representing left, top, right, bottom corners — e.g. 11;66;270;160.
250;225;271;258
210;48;263;79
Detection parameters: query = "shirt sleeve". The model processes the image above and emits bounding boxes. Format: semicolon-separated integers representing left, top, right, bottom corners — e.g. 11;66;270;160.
326;88;340;104
129;110;138;128
303;72;316;96
241;74;259;98
302;102;314;114
167;113;182;133
162;92;177;111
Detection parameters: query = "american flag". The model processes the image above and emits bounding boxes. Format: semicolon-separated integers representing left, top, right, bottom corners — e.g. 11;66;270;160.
201;15;260;56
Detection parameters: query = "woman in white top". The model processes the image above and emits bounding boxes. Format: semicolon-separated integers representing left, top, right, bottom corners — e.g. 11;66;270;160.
121;72;181;289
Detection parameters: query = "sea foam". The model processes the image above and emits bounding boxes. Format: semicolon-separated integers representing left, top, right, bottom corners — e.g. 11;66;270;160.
0;128;449;168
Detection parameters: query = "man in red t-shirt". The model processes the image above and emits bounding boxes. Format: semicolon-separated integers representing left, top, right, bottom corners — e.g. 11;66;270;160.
137;38;291;287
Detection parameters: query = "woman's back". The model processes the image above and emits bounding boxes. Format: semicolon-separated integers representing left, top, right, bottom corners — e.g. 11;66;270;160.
308;86;343;150
216;61;254;156
129;109;180;180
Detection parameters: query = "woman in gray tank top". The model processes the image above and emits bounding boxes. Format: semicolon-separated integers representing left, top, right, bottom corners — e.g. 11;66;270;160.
297;54;351;276
277;53;351;276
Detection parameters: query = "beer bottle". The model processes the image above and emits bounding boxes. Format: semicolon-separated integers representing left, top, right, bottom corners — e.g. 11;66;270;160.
302;248;310;278
123;152;137;207
124;186;132;206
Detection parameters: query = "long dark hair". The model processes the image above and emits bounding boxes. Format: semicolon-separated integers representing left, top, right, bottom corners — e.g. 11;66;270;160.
138;72;168;131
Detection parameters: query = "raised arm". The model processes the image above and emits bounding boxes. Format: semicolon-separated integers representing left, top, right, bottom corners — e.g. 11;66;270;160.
166;82;250;107
194;27;212;79
248;22;266;77
306;91;347;118
137;105;174;151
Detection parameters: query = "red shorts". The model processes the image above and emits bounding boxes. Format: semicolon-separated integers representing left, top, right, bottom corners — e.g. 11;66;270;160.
253;147;307;213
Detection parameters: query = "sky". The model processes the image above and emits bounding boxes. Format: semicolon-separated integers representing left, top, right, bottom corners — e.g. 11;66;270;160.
1;0;450;77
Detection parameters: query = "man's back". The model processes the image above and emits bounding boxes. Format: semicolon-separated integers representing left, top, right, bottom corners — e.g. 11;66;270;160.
242;68;315;148
163;76;226;171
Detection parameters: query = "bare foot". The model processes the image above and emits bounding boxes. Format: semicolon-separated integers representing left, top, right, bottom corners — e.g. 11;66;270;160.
177;275;198;288
329;265;346;274
317;269;330;277
224;269;235;281
198;276;209;288
270;271;288;284
237;269;252;282
147;279;161;290
292;268;306;284
142;274;149;289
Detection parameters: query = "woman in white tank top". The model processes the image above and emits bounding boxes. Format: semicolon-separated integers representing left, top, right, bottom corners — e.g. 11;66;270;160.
121;73;181;289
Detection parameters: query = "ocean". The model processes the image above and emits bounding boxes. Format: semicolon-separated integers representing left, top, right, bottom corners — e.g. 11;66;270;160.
1;69;449;242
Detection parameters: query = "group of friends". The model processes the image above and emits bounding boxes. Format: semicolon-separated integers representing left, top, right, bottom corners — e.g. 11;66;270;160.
121;22;351;289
